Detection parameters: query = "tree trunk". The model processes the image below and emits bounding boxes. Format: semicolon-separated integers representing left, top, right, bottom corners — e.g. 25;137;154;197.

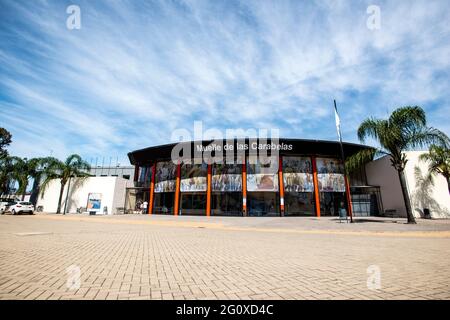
63;177;72;215
21;179;28;201
29;175;41;206
398;170;416;224
446;176;450;195
56;181;65;214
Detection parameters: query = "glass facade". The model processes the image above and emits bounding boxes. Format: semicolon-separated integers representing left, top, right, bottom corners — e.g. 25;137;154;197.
316;158;345;192
212;164;242;192
180;162;207;192
350;186;383;216
284;192;315;216
211;163;242;216
136;166;152;188
153;192;174;214
130;153;377;217
126;165;152;214
248;192;280;216
180;161;207;215
154;161;176;193
247;156;279;192
316;157;346;216
180;193;207;215
154;161;176;214
247;156;279;216
211;193;242;216
319;192;345;216
283;156;315;216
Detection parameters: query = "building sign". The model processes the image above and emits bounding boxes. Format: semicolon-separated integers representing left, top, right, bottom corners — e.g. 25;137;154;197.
212;164;242;192
172;139;295;165
316;158;345;192
283;157;314;192
87;193;102;212
154;161;176;193
196;142;293;152
180;162;207;192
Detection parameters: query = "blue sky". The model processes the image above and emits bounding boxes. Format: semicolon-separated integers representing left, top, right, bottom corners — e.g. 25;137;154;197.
1;0;449;166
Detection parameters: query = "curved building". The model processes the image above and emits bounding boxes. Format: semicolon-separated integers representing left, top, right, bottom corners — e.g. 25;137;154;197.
126;138;381;217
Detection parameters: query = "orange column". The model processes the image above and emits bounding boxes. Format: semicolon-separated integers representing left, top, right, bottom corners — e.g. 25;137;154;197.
206;164;212;216
344;175;353;220
312;156;321;218
148;163;156;214
174;163;181;216
242;161;247;216
278;156;285;216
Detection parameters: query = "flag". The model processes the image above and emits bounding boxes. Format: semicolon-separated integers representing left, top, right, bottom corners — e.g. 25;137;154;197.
334;100;342;142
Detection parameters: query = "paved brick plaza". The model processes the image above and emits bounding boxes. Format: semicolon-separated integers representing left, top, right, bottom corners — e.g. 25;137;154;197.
0;213;449;300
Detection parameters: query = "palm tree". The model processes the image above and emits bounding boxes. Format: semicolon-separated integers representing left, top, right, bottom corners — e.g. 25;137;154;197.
419;144;450;194
0;127;12;160
28;157;61;205
346;106;449;224
11;157;28;200
0;155;15;195
4;156;30;200
40;154;91;214
7;157;53;201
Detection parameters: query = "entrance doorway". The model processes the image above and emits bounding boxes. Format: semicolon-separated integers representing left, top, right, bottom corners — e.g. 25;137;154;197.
211;192;242;216
153;192;175;214
124;188;149;214
247;192;280;216
180;192;206;215
319;192;345;216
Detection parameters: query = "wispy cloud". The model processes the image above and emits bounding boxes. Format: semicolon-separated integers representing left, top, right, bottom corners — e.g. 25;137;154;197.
1;0;449;164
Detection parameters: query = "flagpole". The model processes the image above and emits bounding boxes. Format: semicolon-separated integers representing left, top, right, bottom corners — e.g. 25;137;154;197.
334;99;353;223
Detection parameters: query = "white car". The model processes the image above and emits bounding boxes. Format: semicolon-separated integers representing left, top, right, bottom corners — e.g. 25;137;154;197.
0;199;16;214
8;201;34;215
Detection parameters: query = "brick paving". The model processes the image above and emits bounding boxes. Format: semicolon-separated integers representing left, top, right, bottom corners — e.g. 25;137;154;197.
0;213;449;300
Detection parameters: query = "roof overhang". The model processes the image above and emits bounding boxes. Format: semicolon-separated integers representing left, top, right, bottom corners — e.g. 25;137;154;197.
128;138;372;166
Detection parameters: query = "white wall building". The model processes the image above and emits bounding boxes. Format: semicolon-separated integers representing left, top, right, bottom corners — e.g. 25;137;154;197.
366;151;450;219
36;176;133;215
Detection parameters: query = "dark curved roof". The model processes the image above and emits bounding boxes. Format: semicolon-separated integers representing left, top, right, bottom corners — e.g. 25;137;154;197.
128;138;371;166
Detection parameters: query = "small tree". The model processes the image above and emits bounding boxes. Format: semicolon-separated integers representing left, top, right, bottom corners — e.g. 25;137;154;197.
8;157;54;201
0;127;12;159
419;145;450;194
10;157;28;200
0;156;15;195
347;106;449;224
40;154;91;214
0;128;13;195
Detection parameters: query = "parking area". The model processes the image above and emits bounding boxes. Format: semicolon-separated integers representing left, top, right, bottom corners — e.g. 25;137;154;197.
0;213;449;300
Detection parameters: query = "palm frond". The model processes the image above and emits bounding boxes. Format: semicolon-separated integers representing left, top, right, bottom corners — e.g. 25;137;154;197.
345;148;385;174
389;106;426;129
419;144;450;179
357;118;385;143
38;154;91;198
406;128;450;150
